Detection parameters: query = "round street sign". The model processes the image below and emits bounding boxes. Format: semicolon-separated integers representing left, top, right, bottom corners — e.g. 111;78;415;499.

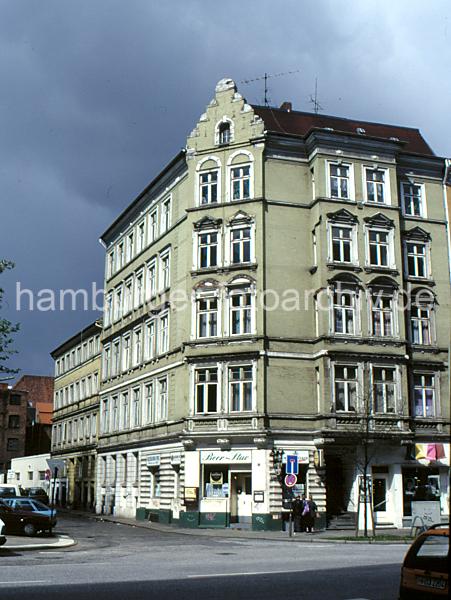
284;473;297;487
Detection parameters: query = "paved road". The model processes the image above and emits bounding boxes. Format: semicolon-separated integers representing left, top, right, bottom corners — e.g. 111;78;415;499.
0;515;407;599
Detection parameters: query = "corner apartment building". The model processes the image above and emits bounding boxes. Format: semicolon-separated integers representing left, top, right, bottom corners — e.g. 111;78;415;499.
50;321;101;509
96;79;450;529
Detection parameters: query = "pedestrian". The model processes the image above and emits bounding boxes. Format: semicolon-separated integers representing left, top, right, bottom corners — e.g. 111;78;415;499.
300;494;308;532
292;495;303;534
305;494;318;533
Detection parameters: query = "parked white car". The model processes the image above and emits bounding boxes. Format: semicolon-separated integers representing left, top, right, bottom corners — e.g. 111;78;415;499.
0;484;25;498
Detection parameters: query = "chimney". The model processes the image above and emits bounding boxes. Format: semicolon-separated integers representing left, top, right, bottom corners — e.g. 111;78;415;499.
280;101;292;112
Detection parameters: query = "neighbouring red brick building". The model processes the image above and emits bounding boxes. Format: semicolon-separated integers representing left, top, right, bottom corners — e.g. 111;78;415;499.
0;383;27;478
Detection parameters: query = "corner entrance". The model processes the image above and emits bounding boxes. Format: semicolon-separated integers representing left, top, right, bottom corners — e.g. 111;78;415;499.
230;472;252;524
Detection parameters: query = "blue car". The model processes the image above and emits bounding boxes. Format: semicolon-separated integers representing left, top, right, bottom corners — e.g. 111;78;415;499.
2;497;57;527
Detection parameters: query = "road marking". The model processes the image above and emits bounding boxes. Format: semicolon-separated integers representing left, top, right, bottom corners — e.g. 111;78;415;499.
188;569;301;578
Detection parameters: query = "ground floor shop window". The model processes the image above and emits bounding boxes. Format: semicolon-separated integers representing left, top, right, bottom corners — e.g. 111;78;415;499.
203;465;229;498
402;466;440;516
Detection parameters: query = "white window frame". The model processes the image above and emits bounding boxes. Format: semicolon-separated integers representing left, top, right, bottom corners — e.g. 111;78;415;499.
132;326;142;367
136;220;146;254
121;334;131;372
144;382;154;424
333;363;360;412
113;285;123;322
215;117;234;145
365;227;395;269
160;196;172;234
134;269;144;309
195;292;219;339
227;151;254;203
328;222;357;264
124;278;133;315
363;166;391;205
410;303;434;345
194;366;219;414
131;387;141;428
102;345;111;380
194;229;221;270
147;207;159;245
156;377;168;422
401;181;426;218
159;249;171;291
369;290;396;337
330;285;360;336
112;338;121;377
227;287;255;337
405;240;431;279
121;392;129;430
159;312;169;354
371;365;398;414
126;231;134;263
228;363;255;413
196;156;221;207
107;250;115;278
145;258;157;300
116;241;125;272
327;161;354;201
144;319;157;361
413;372;437;418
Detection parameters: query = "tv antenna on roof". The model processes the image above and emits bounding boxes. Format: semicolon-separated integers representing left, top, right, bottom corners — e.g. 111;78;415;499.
308;78;323;114
240;69;301;107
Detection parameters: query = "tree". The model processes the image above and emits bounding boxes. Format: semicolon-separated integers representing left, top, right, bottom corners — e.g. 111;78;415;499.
0;260;19;377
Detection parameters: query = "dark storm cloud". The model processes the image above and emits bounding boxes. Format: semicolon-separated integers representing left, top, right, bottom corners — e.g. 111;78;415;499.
0;0;449;378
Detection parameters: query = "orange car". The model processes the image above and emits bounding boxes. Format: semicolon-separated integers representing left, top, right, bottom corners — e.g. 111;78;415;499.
399;524;449;599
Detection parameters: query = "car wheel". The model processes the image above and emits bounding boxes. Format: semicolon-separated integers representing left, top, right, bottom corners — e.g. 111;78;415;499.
23;522;37;536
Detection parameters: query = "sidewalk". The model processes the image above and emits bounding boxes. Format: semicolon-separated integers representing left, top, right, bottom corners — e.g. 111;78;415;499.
66;509;413;544
1;533;76;551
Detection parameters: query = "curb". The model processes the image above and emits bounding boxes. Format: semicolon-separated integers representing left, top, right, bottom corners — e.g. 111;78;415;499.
2;535;77;552
93;515;411;545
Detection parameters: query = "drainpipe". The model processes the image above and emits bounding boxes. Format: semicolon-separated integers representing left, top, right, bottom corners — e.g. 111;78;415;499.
441;159;451;424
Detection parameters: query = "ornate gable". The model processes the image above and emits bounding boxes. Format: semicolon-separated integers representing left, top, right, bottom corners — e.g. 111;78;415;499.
363;212;395;228
193;216;222;231
403;226;431;241
326;208;358;224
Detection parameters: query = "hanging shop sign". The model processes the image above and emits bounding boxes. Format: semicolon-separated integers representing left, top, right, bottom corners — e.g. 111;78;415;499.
171;453;182;466
184;487;198;501
283;451;309;465
146;454;161;468
200;450;252;464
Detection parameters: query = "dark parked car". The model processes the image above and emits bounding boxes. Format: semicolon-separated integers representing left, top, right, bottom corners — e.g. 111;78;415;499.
0;517;6;546
0;500;55;536
25;487;50;505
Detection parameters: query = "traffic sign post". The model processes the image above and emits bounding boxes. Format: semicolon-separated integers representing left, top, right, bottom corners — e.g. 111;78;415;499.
286;454;299;475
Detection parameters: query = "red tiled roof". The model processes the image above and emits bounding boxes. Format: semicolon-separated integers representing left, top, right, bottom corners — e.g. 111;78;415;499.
252;106;435;156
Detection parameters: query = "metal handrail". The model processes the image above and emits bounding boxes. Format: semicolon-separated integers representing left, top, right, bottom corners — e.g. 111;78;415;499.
410;515;427;537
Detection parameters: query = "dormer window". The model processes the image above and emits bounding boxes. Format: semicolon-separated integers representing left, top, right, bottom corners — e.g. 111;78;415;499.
219;122;231;145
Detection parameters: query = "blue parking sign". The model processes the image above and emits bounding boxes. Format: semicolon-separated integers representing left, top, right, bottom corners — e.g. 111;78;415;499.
286;454;298;475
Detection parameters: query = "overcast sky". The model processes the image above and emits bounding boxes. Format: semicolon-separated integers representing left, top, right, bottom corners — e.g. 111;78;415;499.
1;0;450;381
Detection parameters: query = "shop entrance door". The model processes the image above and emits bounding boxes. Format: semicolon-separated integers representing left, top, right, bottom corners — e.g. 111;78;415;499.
372;475;389;524
230;472;252;524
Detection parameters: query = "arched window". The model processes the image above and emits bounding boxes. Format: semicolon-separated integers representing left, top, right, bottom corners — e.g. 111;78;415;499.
410;288;436;346
193;281;220;339
226;276;256;336
328;275;361;336
218;122;231;145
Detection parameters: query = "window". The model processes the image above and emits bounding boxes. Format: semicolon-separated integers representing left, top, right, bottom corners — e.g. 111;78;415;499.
107;250;115;278
331;225;354;263
9;394;21;405
132;328;142;366
198;231;218;269
146;259;157;300
413;373;436;417
373;367;396;413
8;415;20;429
365;168;388;204
402;182;425;217
229;290;253;335
156;378;168;422
195;368;218;413
113;286;123;321
231;165;251;200
134;271;144;308
367;229;392;267
231;227;251;264
124;279;133;314
159;313;169;353
196;296;218;338
332;287;358;335
122;335;131;372
334;365;358;412
411;304;432;345
137;220;145;254
229;365;253;412
112;339;120;377
148;208;158;244
144;320;156;360
116;241;124;271
199;171;218;205
111;396;119;431
370;292;394;337
132;388;141;428
161;197;171;233
160;251;170;290
101;399;109;433
406;242;429;278
218;122;231;145
7;438;19;451
144;382;154;424
103;346;111;380
329;163;351;199
126;232;134;262
121;392;129;429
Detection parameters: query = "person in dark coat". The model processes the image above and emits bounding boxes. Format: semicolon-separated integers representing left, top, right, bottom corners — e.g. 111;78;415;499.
305;494;318;533
292;496;303;533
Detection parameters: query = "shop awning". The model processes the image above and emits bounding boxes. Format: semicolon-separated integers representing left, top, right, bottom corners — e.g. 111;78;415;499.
415;443;449;466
